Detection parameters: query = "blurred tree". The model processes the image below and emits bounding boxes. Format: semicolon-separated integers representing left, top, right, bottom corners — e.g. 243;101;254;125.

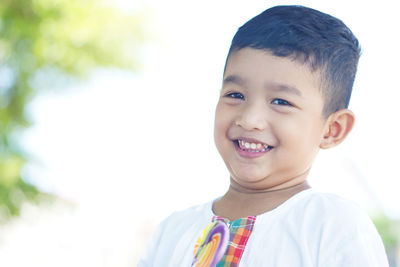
0;0;149;222
373;214;400;265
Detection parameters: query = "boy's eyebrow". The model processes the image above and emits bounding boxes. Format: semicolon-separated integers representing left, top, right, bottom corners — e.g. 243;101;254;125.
223;75;302;97
270;84;303;97
223;75;245;86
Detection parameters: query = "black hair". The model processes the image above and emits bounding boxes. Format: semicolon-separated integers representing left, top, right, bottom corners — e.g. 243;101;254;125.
226;5;361;116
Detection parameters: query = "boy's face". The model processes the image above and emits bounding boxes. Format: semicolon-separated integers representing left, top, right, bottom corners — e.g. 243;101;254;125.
214;48;329;191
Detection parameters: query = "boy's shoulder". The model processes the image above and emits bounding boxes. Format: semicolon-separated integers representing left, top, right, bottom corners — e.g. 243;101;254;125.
300;189;363;209
295;190;388;266
280;189;380;241
305;190;369;216
288;189;373;223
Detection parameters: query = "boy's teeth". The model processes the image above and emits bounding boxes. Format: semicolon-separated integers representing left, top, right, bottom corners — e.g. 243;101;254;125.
239;140;269;151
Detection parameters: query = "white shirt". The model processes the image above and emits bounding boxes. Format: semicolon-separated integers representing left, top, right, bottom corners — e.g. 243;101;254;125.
138;189;389;266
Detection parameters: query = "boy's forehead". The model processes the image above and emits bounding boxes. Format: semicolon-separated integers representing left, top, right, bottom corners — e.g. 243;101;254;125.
225;48;318;75
223;48;323;94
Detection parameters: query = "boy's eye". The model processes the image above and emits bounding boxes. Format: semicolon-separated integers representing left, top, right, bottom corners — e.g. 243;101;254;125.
271;98;292;106
225;92;245;100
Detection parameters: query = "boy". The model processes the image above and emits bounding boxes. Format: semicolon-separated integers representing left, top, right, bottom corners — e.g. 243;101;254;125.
138;5;389;267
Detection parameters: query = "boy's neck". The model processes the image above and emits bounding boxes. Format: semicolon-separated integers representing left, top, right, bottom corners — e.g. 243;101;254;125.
213;180;310;221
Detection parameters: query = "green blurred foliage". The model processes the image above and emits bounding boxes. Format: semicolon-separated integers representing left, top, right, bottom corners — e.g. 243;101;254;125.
0;0;149;222
373;214;400;250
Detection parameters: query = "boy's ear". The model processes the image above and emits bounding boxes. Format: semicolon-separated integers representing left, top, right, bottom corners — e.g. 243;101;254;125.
320;109;355;149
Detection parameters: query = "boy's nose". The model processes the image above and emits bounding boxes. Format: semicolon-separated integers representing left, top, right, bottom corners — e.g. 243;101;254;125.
235;103;268;131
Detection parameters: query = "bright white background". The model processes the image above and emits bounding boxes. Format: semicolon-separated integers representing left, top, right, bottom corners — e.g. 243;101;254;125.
1;0;399;266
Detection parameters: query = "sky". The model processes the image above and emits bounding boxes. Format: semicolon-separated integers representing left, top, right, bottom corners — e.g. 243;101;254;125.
2;0;399;266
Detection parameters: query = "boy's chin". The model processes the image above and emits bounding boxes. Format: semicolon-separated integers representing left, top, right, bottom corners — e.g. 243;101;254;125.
230;172;307;192
230;173;274;190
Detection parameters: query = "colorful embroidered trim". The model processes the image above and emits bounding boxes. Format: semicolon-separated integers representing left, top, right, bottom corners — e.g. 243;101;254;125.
192;221;229;267
213;215;256;267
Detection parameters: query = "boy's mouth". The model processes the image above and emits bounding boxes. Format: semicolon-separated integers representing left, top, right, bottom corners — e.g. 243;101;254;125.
234;139;274;153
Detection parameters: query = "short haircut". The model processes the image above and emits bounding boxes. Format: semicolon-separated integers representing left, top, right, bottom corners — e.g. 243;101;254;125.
226;5;361;116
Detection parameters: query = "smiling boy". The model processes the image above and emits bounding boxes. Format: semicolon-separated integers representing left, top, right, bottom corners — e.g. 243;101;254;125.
138;5;389;267
212;48;335;220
